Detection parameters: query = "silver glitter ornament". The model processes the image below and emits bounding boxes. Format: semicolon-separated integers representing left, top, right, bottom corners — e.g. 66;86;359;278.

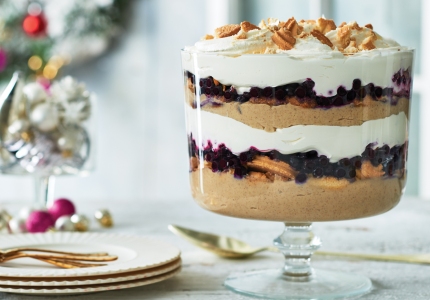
70;214;90;232
55;216;75;232
94;209;113;228
8;217;26;233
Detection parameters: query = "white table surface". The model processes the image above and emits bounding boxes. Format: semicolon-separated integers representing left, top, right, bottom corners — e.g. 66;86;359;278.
1;196;430;300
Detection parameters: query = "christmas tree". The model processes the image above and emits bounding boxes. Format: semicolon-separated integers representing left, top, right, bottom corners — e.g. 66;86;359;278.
0;0;128;83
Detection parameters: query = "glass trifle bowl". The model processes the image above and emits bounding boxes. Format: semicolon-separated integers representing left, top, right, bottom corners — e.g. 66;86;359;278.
181;18;414;299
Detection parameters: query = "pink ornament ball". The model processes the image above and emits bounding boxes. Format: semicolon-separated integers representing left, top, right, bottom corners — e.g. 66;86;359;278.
48;198;76;221
26;211;54;233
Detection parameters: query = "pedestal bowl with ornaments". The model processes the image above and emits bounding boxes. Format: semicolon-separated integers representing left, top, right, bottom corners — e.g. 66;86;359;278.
0;72;95;207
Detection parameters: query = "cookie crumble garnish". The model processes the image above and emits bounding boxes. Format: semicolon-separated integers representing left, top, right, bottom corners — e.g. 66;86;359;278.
201;34;214;40
283;17;303;37
272;27;296;50
215;24;241;38
310;29;333;48
316;18;336;34
240;21;260;32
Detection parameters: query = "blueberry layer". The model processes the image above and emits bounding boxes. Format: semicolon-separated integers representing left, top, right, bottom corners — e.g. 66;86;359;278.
184;69;412;109
188;134;407;184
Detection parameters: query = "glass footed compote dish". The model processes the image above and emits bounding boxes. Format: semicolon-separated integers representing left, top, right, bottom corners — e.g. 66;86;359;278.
0;72;95;207
181;18;414;299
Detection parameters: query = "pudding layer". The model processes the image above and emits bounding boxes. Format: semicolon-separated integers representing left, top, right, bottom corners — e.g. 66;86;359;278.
197;97;409;130
190;168;403;222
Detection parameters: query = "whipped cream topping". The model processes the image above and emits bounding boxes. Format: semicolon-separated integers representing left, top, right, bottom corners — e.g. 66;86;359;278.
181;50;413;96
185;18;409;58
185;106;408;162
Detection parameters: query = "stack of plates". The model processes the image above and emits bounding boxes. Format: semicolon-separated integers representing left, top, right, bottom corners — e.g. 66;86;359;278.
0;232;181;295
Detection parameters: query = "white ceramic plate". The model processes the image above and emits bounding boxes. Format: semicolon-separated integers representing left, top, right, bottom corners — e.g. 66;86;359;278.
0;258;181;286
0;232;181;278
0;266;181;295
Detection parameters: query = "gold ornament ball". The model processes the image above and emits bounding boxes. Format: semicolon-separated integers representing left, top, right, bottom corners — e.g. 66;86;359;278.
94;209;113;228
70;214;90;232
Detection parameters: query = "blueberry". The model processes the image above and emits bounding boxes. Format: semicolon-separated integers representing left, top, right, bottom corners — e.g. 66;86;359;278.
295;173;307;184
219;158;227;170
295;86;306;98
332;96;344;106
224;91;232;99
319;156;329;166
380;145;390;155
263;87;273;97
212;86;220;95
374;87;383;98
305;161;316;172
250;87;260;98
347;90;356;101
268;150;277;160
205;153;213;162
324;165;334;176
350;156;362;169
335;168;346;178
352;79;361;90
339;158;351;167
321;97;331;106
206;78;213;87
275;89;286;100
239;153;248;163
313;167;323;178
306;150;318;159
363;147;375;159
199;79;204;87
304;79;315;90
347;169;356;178
286;83;300;96
337;86;347;96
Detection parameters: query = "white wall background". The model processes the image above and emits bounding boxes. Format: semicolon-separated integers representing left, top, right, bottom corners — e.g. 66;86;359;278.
0;0;425;206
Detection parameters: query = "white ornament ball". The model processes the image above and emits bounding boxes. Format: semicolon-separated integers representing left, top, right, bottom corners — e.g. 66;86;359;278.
55;216;75;232
30;103;59;132
23;82;47;104
8;217;27;233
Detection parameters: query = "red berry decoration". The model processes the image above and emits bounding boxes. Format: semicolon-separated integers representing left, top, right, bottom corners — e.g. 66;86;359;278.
26;211;54;233
48;198;76;221
22;13;47;37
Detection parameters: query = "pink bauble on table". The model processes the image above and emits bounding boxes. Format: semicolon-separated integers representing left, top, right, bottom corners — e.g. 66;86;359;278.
26;211;54;233
48;198;76;221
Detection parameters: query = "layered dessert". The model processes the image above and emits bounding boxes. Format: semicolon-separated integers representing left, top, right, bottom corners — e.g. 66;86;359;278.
181;18;413;222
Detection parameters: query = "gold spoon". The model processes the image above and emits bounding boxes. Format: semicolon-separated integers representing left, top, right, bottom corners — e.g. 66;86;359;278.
168;224;430;264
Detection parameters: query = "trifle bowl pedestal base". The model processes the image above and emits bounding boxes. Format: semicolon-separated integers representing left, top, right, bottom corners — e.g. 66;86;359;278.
225;269;371;300
225;223;371;299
